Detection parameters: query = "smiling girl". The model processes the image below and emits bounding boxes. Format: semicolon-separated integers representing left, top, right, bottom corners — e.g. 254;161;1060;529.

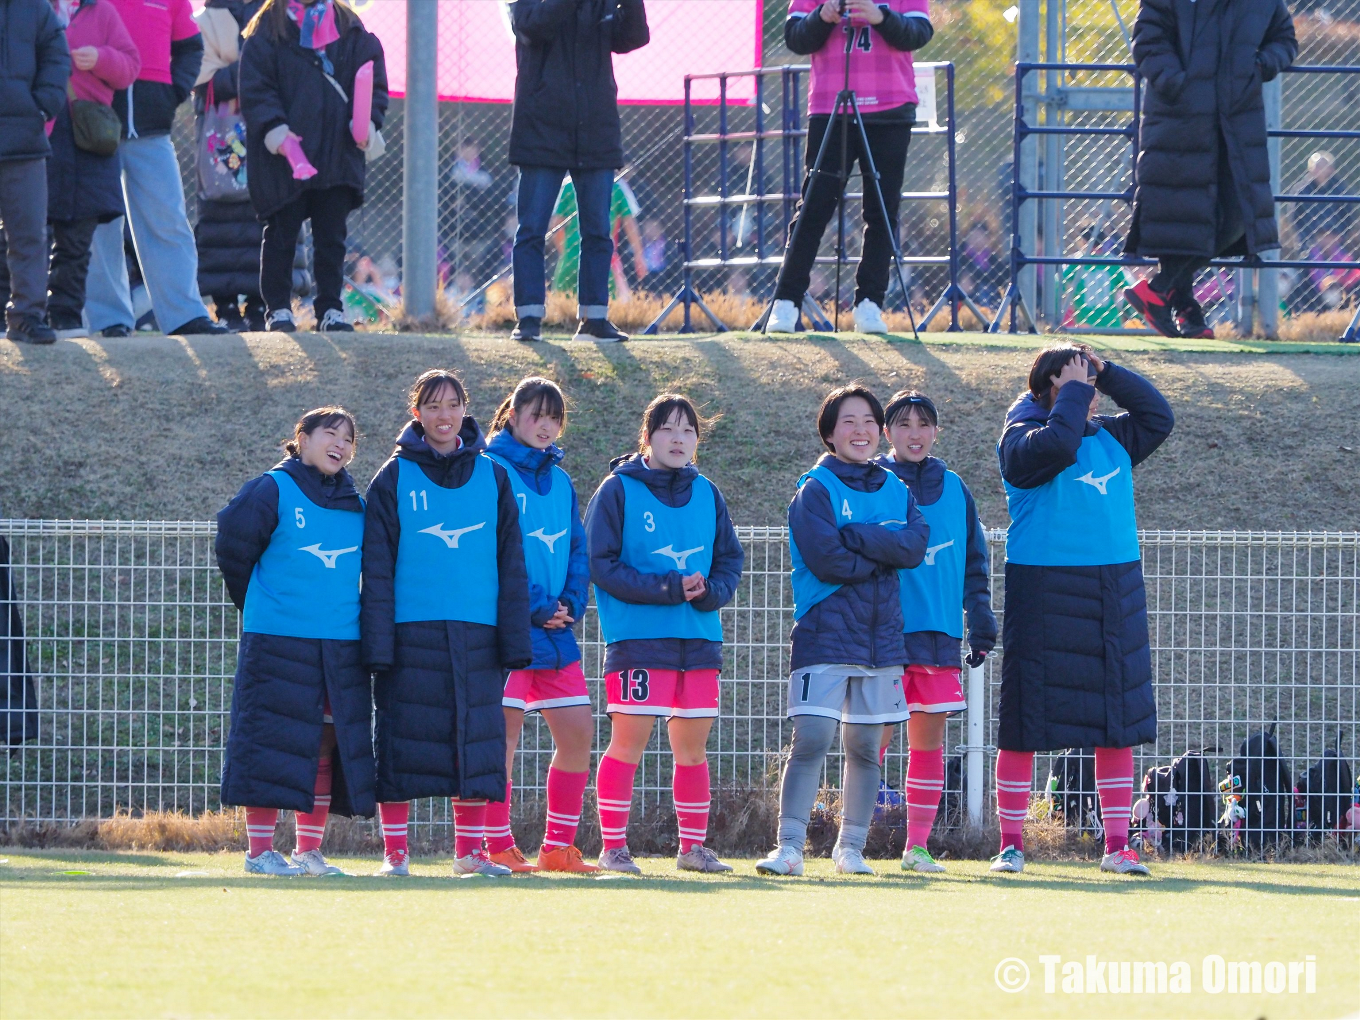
584;394;745;874
874;391;997;873
361;369;532;877
481;377;597;873
757;385;929;877
216;407;376;876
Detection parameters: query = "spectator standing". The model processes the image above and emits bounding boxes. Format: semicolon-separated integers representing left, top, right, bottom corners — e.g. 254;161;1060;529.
1292;151;1352;253
193;0;266;332
239;0;388;333
81;0;225;337
0;0;70;345
507;0;650;343
24;0;140;340
1123;0;1296;340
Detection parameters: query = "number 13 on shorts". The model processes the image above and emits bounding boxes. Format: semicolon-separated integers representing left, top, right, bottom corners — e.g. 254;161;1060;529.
619;668;650;702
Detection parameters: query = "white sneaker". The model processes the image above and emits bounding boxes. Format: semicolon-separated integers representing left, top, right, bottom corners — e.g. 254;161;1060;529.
765;299;800;333
450;849;513;877
596;846;643;875
901;845;947;873
989;845;1025;873
1100;847;1151;876
244;849;304;876
754;845;804;876
375;850;410;876
832;842;874;875
265;308;296;333
290;848;346;876
853;299;888;334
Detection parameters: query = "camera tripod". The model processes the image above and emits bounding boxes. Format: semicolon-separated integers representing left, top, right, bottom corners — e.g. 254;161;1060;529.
758;3;919;339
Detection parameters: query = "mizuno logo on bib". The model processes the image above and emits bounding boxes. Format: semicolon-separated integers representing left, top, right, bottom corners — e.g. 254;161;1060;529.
485;452;575;605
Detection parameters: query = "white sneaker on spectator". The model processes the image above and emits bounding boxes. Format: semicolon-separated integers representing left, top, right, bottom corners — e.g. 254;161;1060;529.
266;309;296;333
765;299;800;333
318;308;354;333
853;299;888;334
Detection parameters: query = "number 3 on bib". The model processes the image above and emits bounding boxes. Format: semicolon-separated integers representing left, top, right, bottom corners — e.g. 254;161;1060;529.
643;511;656;533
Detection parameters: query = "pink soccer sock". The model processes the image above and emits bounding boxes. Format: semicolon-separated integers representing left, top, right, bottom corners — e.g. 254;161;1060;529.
378;801;409;857
595;754;638;851
995;750;1035;853
293;758;332;854
672;761;712;852
543;766;590;849
451;799;488;858
905;747;945;852
244;807;278;857
1095;746;1135;854
484;781;515;854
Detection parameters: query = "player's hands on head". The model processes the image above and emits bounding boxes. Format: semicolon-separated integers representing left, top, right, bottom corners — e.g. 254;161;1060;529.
1050;355;1093;393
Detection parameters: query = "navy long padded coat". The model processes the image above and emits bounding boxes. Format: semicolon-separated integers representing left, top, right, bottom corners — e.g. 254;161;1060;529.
361;417;532;803
1127;0;1296;259
996;362;1174;752
215;456;376;817
787;455;930;673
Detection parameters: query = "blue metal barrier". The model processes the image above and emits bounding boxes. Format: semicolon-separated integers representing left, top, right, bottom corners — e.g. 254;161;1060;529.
645;61;979;335
992;62;1360;343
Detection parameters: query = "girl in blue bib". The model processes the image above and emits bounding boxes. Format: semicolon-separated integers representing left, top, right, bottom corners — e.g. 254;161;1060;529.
758;385;929;878
482;377;597;874
875;390;997;874
585;394;745;875
992;345;1174;878
361;370;533;878
216;406;375;877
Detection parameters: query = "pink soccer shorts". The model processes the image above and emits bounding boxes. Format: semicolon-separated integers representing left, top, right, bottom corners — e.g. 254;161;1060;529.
903;664;967;714
502;661;591;713
604;668;720;719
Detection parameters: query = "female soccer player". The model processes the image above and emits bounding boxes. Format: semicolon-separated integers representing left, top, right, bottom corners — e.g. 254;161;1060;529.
993;345;1173;875
758;385;928;876
361;370;533;877
482;377;597;873
216;407;375;876
875;391;996;873
585;394;745;874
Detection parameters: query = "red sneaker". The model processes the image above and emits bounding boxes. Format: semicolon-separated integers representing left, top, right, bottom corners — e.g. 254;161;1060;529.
1123;280;1180;338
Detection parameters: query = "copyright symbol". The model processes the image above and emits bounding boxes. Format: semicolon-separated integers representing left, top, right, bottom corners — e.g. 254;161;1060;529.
994;957;1030;993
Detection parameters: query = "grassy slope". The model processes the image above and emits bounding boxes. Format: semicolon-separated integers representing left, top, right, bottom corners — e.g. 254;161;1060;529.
1;332;1358;530
1;851;1356;1019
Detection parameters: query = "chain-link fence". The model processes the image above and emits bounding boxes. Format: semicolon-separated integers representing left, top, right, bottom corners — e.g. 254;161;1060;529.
4;521;1356;850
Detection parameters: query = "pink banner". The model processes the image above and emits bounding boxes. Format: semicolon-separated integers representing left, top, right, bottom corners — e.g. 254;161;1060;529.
347;0;763;104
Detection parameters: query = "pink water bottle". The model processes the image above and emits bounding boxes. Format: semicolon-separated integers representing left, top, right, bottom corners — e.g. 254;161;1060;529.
351;61;373;146
279;134;318;180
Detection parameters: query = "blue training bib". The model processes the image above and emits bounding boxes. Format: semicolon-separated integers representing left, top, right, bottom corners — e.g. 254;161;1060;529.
899;470;967;639
1004;428;1140;566
243;470;363;640
393;455;500;625
485;453;574;604
594;474;722;644
790;463;911;620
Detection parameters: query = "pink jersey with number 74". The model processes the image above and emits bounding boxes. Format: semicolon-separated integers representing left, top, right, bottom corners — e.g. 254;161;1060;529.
788;0;931;116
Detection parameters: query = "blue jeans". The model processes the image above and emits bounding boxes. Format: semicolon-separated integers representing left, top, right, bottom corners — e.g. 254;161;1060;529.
513;166;613;319
84;134;209;332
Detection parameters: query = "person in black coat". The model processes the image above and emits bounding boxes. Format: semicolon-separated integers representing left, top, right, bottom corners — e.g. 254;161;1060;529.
361;370;532;878
1123;0;1296;340
193;0;266;331
507;0;649;344
239;0;387;333
0;0;70;345
215;406;375;877
991;344;1174;878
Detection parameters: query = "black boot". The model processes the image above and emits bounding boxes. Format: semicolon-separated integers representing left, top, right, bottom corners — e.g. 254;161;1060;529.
572;318;628;343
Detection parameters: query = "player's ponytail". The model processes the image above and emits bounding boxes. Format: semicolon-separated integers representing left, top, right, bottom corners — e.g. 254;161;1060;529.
490;377;568;436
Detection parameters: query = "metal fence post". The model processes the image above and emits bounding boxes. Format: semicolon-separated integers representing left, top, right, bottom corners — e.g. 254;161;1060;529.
402;0;438;321
1259;77;1283;338
1017;0;1042;320
966;662;985;827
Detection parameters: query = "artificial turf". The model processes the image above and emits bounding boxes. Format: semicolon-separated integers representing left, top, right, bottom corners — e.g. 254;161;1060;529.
1;851;1355;1019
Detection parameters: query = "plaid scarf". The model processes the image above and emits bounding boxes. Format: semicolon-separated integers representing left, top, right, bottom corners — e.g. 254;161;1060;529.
287;0;341;74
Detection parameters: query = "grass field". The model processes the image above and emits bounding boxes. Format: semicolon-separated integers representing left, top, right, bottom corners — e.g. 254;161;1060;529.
1;850;1356;1019
2;331;1358;529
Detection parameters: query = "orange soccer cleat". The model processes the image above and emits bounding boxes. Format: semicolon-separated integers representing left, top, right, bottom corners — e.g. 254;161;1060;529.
536;844;600;873
488;846;538;873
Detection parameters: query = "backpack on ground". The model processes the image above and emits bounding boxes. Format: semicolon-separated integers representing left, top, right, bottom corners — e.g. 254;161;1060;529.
1046;747;1102;835
1133;750;1218;853
1294;745;1353;840
1222;726;1293;850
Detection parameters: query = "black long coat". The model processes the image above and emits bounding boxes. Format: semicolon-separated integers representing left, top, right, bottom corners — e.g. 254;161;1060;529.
238;14;388;219
361;418;533;803
0;0;69;162
1127;0;1296;259
508;0;650;170
996;364;1175;752
214;458;376;817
